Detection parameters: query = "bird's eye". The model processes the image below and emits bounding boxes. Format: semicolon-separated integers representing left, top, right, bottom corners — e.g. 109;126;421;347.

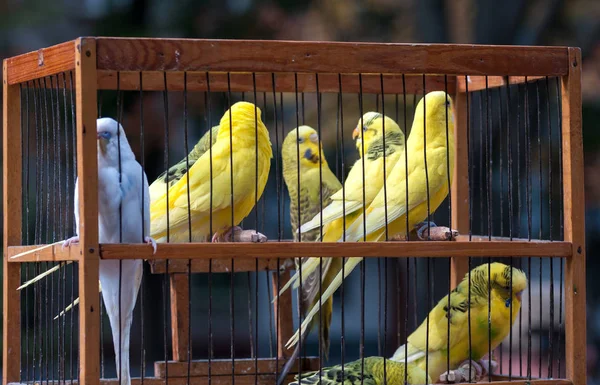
100;131;111;139
363;125;368;132
504;285;510;291
445;99;451;107
297;137;304;143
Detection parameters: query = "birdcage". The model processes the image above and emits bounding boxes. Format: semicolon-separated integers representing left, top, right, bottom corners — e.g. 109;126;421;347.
3;37;585;385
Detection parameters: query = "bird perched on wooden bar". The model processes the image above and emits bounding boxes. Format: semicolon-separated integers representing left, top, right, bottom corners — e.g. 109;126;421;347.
391;262;527;383
280;125;343;384
149;101;273;243
61;117;156;385
289;356;431;385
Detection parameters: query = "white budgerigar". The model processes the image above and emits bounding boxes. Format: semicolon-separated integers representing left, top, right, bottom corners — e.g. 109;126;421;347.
63;117;156;385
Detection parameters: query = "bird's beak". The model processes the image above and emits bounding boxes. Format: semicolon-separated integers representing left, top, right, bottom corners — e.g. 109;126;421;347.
352;126;360;140
303;148;319;163
97;134;108;154
515;291;522;302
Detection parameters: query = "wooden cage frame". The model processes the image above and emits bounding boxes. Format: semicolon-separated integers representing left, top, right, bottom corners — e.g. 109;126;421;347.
3;37;585;385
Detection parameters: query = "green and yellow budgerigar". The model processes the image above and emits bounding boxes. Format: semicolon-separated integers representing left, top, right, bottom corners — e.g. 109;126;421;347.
280;125;343;384
281;112;405;314
288;92;453;348
150;101;273;243
391;262;527;382
290;356;431;385
148;125;219;201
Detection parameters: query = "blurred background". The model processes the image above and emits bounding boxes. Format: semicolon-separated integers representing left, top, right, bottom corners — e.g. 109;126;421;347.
1;0;600;383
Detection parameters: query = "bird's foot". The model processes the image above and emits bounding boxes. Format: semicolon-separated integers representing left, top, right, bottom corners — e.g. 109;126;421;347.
415;221;459;241
144;236;157;254
212;227;268;242
278;258;295;273
439;358;497;383
62;236;80;250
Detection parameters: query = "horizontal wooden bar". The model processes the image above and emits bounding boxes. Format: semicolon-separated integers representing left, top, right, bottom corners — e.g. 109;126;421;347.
154;357;319;378
9;375;299;385
7;378;572;385
95;37;569;76
97;70;455;94
7;244;80;262
98;240;571;260
5;40;76;85
149;258;284;274
458;75;550;92
8;239;572;264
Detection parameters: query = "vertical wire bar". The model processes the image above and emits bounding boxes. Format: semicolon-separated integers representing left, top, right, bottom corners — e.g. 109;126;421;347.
485;76;492;382
401;76;409;385
54;75;64;384
517;82;523;376
315;73;324;384
445;75;452;376
204;71;214;385
357;73;366;384
422;75;431;384
536;81;543;378
61;73;70;384
22;83;30;383
183;72;193;385
272;74;282;242
226;73;236;385
545;76;554;378
253;73;259;385
556;76;564;378
293;72;303;381
379;75;388;384
162;71;170;385
465;77;473;382
115;73;125;385
506;77;514;380
525;78;533;381
138;71;146;384
42;77;51;385
31;80;41;384
338;74;347;380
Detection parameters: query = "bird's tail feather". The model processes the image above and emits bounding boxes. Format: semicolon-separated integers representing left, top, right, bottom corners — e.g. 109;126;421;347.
286;257;363;349
276;331;306;385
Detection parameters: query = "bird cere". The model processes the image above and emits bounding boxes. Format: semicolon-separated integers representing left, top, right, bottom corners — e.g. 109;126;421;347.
4;39;579;385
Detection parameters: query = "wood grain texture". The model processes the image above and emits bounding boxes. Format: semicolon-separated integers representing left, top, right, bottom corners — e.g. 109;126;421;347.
450;83;470;288
8;244;81;262
458;75;549;91
149;258;283;274
75;37;100;385
98;240;572;260
3;61;22;385
154;357;320;378
97;70;455;94
5;40;76;85
272;270;294;358
170;273;190;362
7;378;573;385
95;38;569;76
562;48;586;385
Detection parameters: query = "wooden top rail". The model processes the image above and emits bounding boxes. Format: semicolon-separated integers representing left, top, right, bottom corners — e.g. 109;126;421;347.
4;40;76;85
7;239;572;264
94;38;569;76
4;38;572;86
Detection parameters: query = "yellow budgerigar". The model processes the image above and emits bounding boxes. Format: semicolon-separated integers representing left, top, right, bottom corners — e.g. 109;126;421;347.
150;101;273;243
279;126;343;384
282;112;405;295
290;356;431;385
391;262;527;382
288;91;454;348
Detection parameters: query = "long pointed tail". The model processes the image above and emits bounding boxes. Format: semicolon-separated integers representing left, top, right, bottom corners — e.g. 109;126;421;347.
276;328;309;385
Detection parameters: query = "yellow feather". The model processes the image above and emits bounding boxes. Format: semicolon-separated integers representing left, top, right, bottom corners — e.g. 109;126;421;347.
150;102;273;242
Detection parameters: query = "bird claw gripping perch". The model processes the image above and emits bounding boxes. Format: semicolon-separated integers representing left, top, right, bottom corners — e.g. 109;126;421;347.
144;236;157;254
62;236;80;250
211;226;268;243
415;221;459;241
439;358;498;384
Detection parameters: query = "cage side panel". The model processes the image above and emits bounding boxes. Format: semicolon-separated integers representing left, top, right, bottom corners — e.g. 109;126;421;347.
5;41;76;85
75;37;101;385
95;38;569;76
450;84;470;286
3;62;23;385
562;48;586;385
